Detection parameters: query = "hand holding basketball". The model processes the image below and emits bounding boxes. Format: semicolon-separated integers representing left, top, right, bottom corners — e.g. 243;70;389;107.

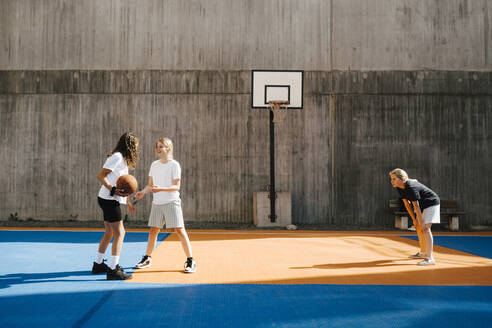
114;189;128;197
116;174;138;196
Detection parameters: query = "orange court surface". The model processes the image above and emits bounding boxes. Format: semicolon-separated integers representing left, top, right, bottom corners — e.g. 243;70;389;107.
129;230;492;286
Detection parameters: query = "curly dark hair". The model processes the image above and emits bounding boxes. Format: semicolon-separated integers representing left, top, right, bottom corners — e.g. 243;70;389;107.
111;132;139;169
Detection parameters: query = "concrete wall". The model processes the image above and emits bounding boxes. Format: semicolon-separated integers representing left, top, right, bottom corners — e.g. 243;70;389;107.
1;1;491;227
1;0;490;70
1;70;491;227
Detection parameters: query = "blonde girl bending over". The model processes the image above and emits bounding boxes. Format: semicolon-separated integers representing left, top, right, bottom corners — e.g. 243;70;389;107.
389;168;440;265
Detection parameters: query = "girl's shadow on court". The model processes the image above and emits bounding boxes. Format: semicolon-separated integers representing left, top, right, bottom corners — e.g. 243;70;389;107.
291;259;417;270
0;269;113;289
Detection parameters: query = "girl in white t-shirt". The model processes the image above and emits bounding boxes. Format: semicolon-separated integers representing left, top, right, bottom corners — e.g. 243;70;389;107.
134;138;196;273
92;132;139;280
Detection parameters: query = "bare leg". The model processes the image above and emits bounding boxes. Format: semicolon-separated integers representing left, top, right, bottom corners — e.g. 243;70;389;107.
98;221;114;254
110;220;125;256
412;217;426;255
145;227;161;256
416;225;426;255
175;228;192;258
422;223;434;260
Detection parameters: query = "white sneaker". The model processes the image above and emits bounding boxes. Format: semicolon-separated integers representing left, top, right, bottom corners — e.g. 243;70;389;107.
418;258;436;266
409;252;426;259
134;255;152;269
408;226;416;231
184;258;196;273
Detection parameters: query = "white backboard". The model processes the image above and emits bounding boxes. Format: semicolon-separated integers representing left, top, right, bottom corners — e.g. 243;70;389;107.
251;70;304;109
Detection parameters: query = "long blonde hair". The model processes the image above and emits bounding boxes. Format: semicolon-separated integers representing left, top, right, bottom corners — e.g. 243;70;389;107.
389;168;417;182
156;137;174;159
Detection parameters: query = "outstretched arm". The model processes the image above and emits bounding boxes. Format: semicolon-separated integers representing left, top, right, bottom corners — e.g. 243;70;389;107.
403;199;419;227
135;177;154;200
152;178;181;193
411;201;424;227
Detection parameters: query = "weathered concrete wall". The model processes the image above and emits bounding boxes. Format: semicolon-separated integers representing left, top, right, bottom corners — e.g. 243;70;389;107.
1;1;491;227
0;71;257;223
0;0;490;70
296;71;492;227
0;70;491;228
332;1;491;70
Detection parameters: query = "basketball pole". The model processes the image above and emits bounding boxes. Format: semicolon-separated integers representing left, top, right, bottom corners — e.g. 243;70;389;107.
269;109;277;222
252;70;303;224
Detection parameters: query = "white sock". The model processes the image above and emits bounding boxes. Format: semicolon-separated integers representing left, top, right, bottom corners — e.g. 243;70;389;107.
109;255;120;270
95;252;105;264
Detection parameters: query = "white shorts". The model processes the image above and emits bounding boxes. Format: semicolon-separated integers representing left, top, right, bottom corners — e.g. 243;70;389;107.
422;205;440;224
148;201;184;229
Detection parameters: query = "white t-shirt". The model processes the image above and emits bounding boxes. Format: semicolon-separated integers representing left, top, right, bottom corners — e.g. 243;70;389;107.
149;159;181;204
98;152;129;204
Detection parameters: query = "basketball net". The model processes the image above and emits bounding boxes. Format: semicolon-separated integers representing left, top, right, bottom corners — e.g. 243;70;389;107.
268;100;290;123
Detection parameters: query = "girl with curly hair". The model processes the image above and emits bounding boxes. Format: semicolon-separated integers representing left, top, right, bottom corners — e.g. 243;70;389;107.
92;132;139;280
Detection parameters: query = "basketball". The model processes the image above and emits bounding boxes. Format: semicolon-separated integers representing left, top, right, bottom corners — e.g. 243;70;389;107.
116;174;138;195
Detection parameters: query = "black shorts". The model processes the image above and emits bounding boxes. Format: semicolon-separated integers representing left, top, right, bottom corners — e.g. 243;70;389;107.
97;197;122;222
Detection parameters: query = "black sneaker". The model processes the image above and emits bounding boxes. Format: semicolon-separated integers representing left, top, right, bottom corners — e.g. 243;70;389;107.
107;265;132;280
134;255;152;269
184;257;196;273
92;261;109;274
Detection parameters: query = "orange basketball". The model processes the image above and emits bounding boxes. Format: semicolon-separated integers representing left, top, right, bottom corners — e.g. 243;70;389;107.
116;174;138;195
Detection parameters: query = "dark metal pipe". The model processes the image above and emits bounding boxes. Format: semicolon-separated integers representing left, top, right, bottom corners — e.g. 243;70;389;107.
269;109;277;222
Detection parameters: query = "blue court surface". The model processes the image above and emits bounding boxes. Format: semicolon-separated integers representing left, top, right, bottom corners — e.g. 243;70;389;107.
403;235;492;259
0;230;491;328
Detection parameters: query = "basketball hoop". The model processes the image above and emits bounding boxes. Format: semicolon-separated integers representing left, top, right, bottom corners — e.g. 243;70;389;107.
252;70;303;223
268;100;290;123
